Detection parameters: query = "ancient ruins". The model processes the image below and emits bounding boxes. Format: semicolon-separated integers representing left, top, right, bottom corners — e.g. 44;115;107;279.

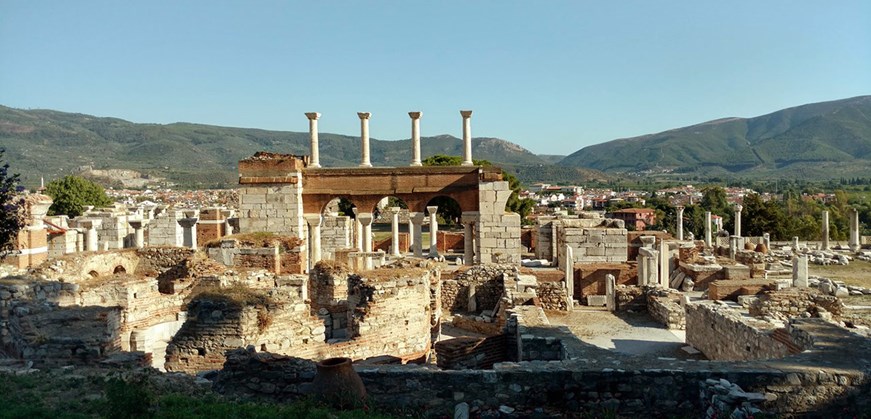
1;111;870;417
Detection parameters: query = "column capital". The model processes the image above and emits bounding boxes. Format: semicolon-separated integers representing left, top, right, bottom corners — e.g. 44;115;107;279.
409;212;426;222
303;213;322;226
408;111;423;119
675;205;684;211
734;204;743;212
356;212;374;225
357;112;371;120
460;110;473;118
426;206;438;216
305;112;321;120
389;206;401;214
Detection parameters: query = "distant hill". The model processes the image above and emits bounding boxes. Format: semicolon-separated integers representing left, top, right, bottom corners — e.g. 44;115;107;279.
0;106;554;188
559;96;871;179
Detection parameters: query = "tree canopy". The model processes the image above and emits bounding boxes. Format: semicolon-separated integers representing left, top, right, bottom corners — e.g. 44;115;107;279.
44;175;114;217
0;148;26;256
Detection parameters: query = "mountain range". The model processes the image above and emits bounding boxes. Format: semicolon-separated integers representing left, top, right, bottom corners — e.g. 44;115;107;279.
2;95;870;188
559;95;871;179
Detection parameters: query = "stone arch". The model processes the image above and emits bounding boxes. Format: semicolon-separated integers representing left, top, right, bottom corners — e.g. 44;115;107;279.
113;265;126;274
424;195;463;228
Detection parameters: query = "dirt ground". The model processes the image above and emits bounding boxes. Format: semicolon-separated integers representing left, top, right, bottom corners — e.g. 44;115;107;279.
810;259;871;327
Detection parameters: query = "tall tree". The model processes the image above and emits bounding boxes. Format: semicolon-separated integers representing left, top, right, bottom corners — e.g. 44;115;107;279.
0;149;26;256
44;175;114;217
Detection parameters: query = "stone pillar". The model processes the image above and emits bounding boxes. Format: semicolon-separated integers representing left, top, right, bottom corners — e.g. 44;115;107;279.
305;112;321;168
850;207;861;252
224;219;234;236
658;239;669;287
564;244;574;309
427;205;439;258
460;110;473;166
763;232;770;249
178;217;198;249
75;229;84;252
80;220;101;252
821;210;830;251
734;204;743;238
792;255;809;287
389;207;401;257
129;220;145;249
605;273;616;312
462;212;476;266
357;212;374;269
358;112;372;167
637;247;659;286
675;205;685;241
792;236;800;251
304;214;323;266
409;111;423;166
410;212;425;257
704;211;712;248
463;221;474;266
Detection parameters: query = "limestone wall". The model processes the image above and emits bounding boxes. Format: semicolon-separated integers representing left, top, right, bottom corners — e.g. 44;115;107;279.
165;267;433;373
47;230;78;259
749;288;845;320
475;181;522;265
685;302;796;361
441;264;516;314
238;182;305;238
647;289;686;330
214;318;871;418
80;210;133;249
146;210;186;247
321;215;351;260
556;219;628;267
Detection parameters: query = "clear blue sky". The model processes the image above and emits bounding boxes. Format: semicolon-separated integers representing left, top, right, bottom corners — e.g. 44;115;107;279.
1;1;869;156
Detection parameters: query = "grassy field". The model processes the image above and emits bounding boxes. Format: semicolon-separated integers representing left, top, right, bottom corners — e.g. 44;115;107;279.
0;369;393;419
809;259;871;289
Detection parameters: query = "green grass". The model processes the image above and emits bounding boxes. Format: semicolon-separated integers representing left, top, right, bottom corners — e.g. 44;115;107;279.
0;371;394;419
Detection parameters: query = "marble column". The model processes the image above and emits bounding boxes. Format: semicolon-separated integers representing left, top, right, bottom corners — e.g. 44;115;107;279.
704;211;712;248
409;112;423;166
850;207;861;252
224;220;234;236
822;210;830;251
564;244;574;309
792;255;809;287
357;212;374;269
734;204;743;238
460;110;473;166
358;112;372;167
304;214;323;266
605;274;616;312
389;207;401;256
129;220;145;249
80;220;101;252
427;205;439;257
305;112;321;168
410;212;425;257
675;205;685;241
462;214;475;266
178;217;198;249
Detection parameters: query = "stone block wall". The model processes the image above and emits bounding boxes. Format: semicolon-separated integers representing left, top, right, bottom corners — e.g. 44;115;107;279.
749;289;845;320
686;302;794;361
646;289;686;330
536;281;568;311
615;285;645;311
534;216;557;260
441;265;517;313
475;212;521;264
81;210;133;249
47;229;78;259
556;221;628;267
238;182;305;239
146;210;186;247
321;215;351;260
7;227;49;268
679;262;724;290
6;303;122;367
166;266;434;373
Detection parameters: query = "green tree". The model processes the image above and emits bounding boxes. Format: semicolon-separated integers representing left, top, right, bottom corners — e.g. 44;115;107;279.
0;149;26;256
44;175;114;217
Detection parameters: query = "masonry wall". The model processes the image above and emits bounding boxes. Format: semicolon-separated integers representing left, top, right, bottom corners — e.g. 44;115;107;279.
146;210;186;247
321;215;351;260
238;181;305;239
82;210;133;249
441;265;516;314
47;230;78;259
476;181;521;265
686;302;793;361
647;290;686;330
575;262;637;299
556;220;628;266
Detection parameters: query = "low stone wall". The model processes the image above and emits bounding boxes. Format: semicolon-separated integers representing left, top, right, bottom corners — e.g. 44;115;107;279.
535;281;568;311
433;335;508;369
135;247;196;277
615;285;645;311
647;289;685;330
214;317;871;417
749;288;845;319
441;265;516;314
708;279;776;301
679;262;724;290
686;302;796;361
6;302;122;367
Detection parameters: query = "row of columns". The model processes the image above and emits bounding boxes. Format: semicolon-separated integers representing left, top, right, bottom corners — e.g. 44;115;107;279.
304;111;475;168
302;206;480;269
